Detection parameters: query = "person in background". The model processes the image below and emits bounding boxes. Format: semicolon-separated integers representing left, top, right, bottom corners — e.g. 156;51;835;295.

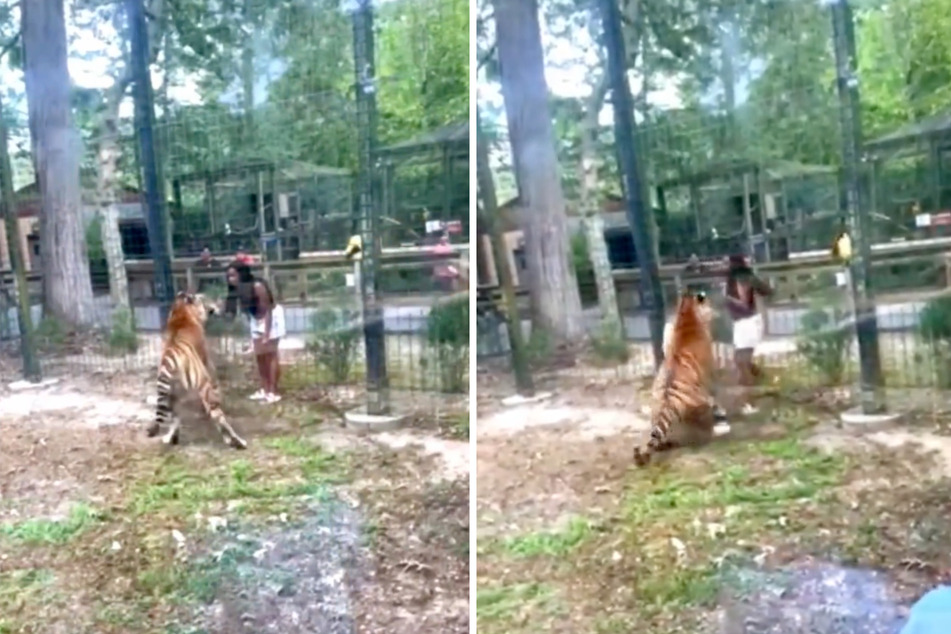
234;245;254;265
194;247;220;292
225;261;285;404
431;232;460;292
724;254;772;415
196;246;219;269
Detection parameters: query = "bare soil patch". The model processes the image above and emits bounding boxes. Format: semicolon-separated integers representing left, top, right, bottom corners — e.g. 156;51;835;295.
0;362;469;634
476;368;951;633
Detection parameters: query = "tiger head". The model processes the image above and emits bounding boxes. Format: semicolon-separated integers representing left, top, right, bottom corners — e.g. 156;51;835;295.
667;290;715;352
167;291;217;330
681;290;714;326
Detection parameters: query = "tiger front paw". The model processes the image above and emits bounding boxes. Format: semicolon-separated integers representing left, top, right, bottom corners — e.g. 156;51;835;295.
633;446;651;468
146;422;161;437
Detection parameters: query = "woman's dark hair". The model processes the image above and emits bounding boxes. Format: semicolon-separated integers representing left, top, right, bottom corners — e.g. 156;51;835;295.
225;261;275;318
227;261;255;284
224;261;254;318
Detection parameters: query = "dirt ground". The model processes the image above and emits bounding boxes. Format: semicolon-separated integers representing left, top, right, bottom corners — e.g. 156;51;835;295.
476;366;951;633
0;359;469;634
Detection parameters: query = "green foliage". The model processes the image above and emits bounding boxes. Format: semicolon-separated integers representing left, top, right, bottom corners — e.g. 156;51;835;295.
590;318;629;365
570;231;598;305
916;295;951;387
34;316;67;349
306;306;360;384
795;300;852;385
917;295;951;343
106;307;138;354
526;326;553;367
426;296;469;393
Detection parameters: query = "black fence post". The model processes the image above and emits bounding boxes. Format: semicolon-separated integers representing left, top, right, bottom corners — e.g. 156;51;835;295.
128;0;174;327
830;0;884;413
598;0;666;367
0;94;41;381
352;0;389;415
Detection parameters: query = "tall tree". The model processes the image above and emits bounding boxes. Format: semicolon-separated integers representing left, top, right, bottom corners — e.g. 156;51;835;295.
22;0;96;326
493;0;584;343
578;72;622;335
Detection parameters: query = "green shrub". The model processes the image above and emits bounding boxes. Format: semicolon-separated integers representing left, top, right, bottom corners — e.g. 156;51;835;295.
426;296;469;393
795;301;852;384
525;325;552;367
35;316;67;349
307;307;360;383
106;307;138;354
590;318;629;364
917;295;951;387
570;231;598;306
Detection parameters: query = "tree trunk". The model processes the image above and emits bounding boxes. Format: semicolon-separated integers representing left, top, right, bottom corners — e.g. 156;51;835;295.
494;0;584;343
97;79;132;311
477;110;534;394
579;74;622;336
22;0;96;327
242;0;256;142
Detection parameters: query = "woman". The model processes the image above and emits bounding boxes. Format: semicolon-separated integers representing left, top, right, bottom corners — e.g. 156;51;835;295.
225;261;285;403
724;254;772;414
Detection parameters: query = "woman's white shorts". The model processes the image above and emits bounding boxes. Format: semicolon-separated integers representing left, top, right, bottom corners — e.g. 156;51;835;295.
249;304;286;341
732;313;764;351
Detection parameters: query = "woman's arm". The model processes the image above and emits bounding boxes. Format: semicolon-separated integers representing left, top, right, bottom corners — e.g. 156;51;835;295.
253;281;272;338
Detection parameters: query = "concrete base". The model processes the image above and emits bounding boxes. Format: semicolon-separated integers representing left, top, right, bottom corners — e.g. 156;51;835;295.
839;406;903;431
343;406;406;433
501;392;553;407
8;378;60;391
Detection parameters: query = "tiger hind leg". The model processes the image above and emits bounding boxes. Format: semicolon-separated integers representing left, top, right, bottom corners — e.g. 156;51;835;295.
633;425;678;468
148;371;176;438
201;385;248;450
162;415;182;445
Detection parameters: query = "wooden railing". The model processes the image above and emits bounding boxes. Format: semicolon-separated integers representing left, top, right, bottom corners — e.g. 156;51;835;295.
1;244;470;304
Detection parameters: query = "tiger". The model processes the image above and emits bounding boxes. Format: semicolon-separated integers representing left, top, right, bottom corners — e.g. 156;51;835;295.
145;291;248;450
634;290;729;467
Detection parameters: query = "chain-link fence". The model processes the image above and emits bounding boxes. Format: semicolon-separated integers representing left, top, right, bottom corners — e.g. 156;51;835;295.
477;0;951;420
0;0;469;420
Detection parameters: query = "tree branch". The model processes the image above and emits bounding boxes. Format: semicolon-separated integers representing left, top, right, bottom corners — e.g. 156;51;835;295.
0;30;21;63
477;42;496;71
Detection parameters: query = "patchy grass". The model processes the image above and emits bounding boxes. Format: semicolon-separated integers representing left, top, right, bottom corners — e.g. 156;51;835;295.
477;408;951;633
0;423;350;633
0;503;105;545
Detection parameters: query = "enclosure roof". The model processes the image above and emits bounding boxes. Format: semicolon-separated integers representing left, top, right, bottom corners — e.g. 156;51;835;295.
171;158;351;184
377;120;469;158
656;158;834;189
864;110;951;155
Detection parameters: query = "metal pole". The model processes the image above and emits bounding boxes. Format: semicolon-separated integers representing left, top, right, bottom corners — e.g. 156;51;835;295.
128;0;174;326
0;94;41;381
352;0;388;415
598;0;666;367
829;0;883;413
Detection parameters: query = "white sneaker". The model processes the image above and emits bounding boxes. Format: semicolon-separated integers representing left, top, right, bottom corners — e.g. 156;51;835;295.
264;392;282;404
249;389;267;401
741;403;759;416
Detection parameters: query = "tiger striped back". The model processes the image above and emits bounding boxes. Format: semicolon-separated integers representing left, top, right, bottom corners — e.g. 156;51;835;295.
146;291;247;450
634;291;722;467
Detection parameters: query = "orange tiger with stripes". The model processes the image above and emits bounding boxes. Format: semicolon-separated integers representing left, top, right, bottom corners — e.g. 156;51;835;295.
145;291;248;449
634;290;728;467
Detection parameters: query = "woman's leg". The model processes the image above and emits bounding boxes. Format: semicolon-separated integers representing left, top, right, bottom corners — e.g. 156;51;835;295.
734;348;759;414
252;336;270;394
268;339;281;394
264;339;281;401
